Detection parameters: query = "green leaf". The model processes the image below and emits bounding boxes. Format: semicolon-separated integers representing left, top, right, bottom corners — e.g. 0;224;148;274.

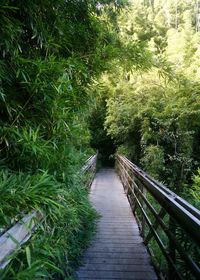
25;246;31;268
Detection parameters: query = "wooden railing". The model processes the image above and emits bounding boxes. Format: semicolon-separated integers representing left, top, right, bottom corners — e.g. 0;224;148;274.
81;154;98;187
116;155;200;280
0;211;42;269
0;154;97;269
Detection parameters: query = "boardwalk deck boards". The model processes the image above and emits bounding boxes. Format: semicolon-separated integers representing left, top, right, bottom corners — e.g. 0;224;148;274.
76;168;157;280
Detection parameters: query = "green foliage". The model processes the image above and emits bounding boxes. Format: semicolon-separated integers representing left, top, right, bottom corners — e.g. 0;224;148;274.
0;170;97;279
88;92;116;165
105;69;200;190
0;0;133;278
141;145;165;179
191;169;200;209
0;171;62;228
102;0;200;195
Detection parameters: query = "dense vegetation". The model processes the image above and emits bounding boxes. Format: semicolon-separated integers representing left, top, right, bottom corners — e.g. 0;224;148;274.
0;1;134;279
91;0;200;208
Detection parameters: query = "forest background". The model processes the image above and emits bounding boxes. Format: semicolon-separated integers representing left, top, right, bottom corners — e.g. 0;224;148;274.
91;0;200;209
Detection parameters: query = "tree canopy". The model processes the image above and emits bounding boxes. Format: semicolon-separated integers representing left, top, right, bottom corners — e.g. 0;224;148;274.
90;0;200;205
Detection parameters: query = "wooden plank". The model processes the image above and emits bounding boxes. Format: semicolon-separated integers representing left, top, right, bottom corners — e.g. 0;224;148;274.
93;234;140;240
85;247;147;253
93;232;140;237
96;225;139;229
91;239;143;244
95;229;139;233
78;264;155;272
77;270;157;279
84;252;151;259
76;169;157;280
95;220;138;225
82;258;151;265
93;235;141;240
95;223;141;229
97;218;137;221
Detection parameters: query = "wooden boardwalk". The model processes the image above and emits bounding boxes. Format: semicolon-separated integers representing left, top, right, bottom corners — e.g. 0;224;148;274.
76;169;157;280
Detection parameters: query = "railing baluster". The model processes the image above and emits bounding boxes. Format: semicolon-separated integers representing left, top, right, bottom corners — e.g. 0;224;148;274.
144;208;166;245
168;217;176;280
141;185;147;238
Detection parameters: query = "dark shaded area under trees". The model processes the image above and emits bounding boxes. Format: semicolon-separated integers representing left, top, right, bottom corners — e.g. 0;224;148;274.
89;98;116;166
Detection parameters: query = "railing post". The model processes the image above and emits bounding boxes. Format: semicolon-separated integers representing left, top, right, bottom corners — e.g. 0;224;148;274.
141;186;147;238
168;216;176;280
124;164;129;194
135;178;147;237
126;169;134;210
130;173;137;213
121;159;126;190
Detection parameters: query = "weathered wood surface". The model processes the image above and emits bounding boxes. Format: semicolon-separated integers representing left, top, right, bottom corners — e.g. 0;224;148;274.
0;211;40;269
76;168;157;280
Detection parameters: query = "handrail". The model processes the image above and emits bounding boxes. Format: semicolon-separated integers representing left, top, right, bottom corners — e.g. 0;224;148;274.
121;156;200;220
0;211;42;269
81;154;98;187
0;154;98;269
81;154;98;174
116;154;200;280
